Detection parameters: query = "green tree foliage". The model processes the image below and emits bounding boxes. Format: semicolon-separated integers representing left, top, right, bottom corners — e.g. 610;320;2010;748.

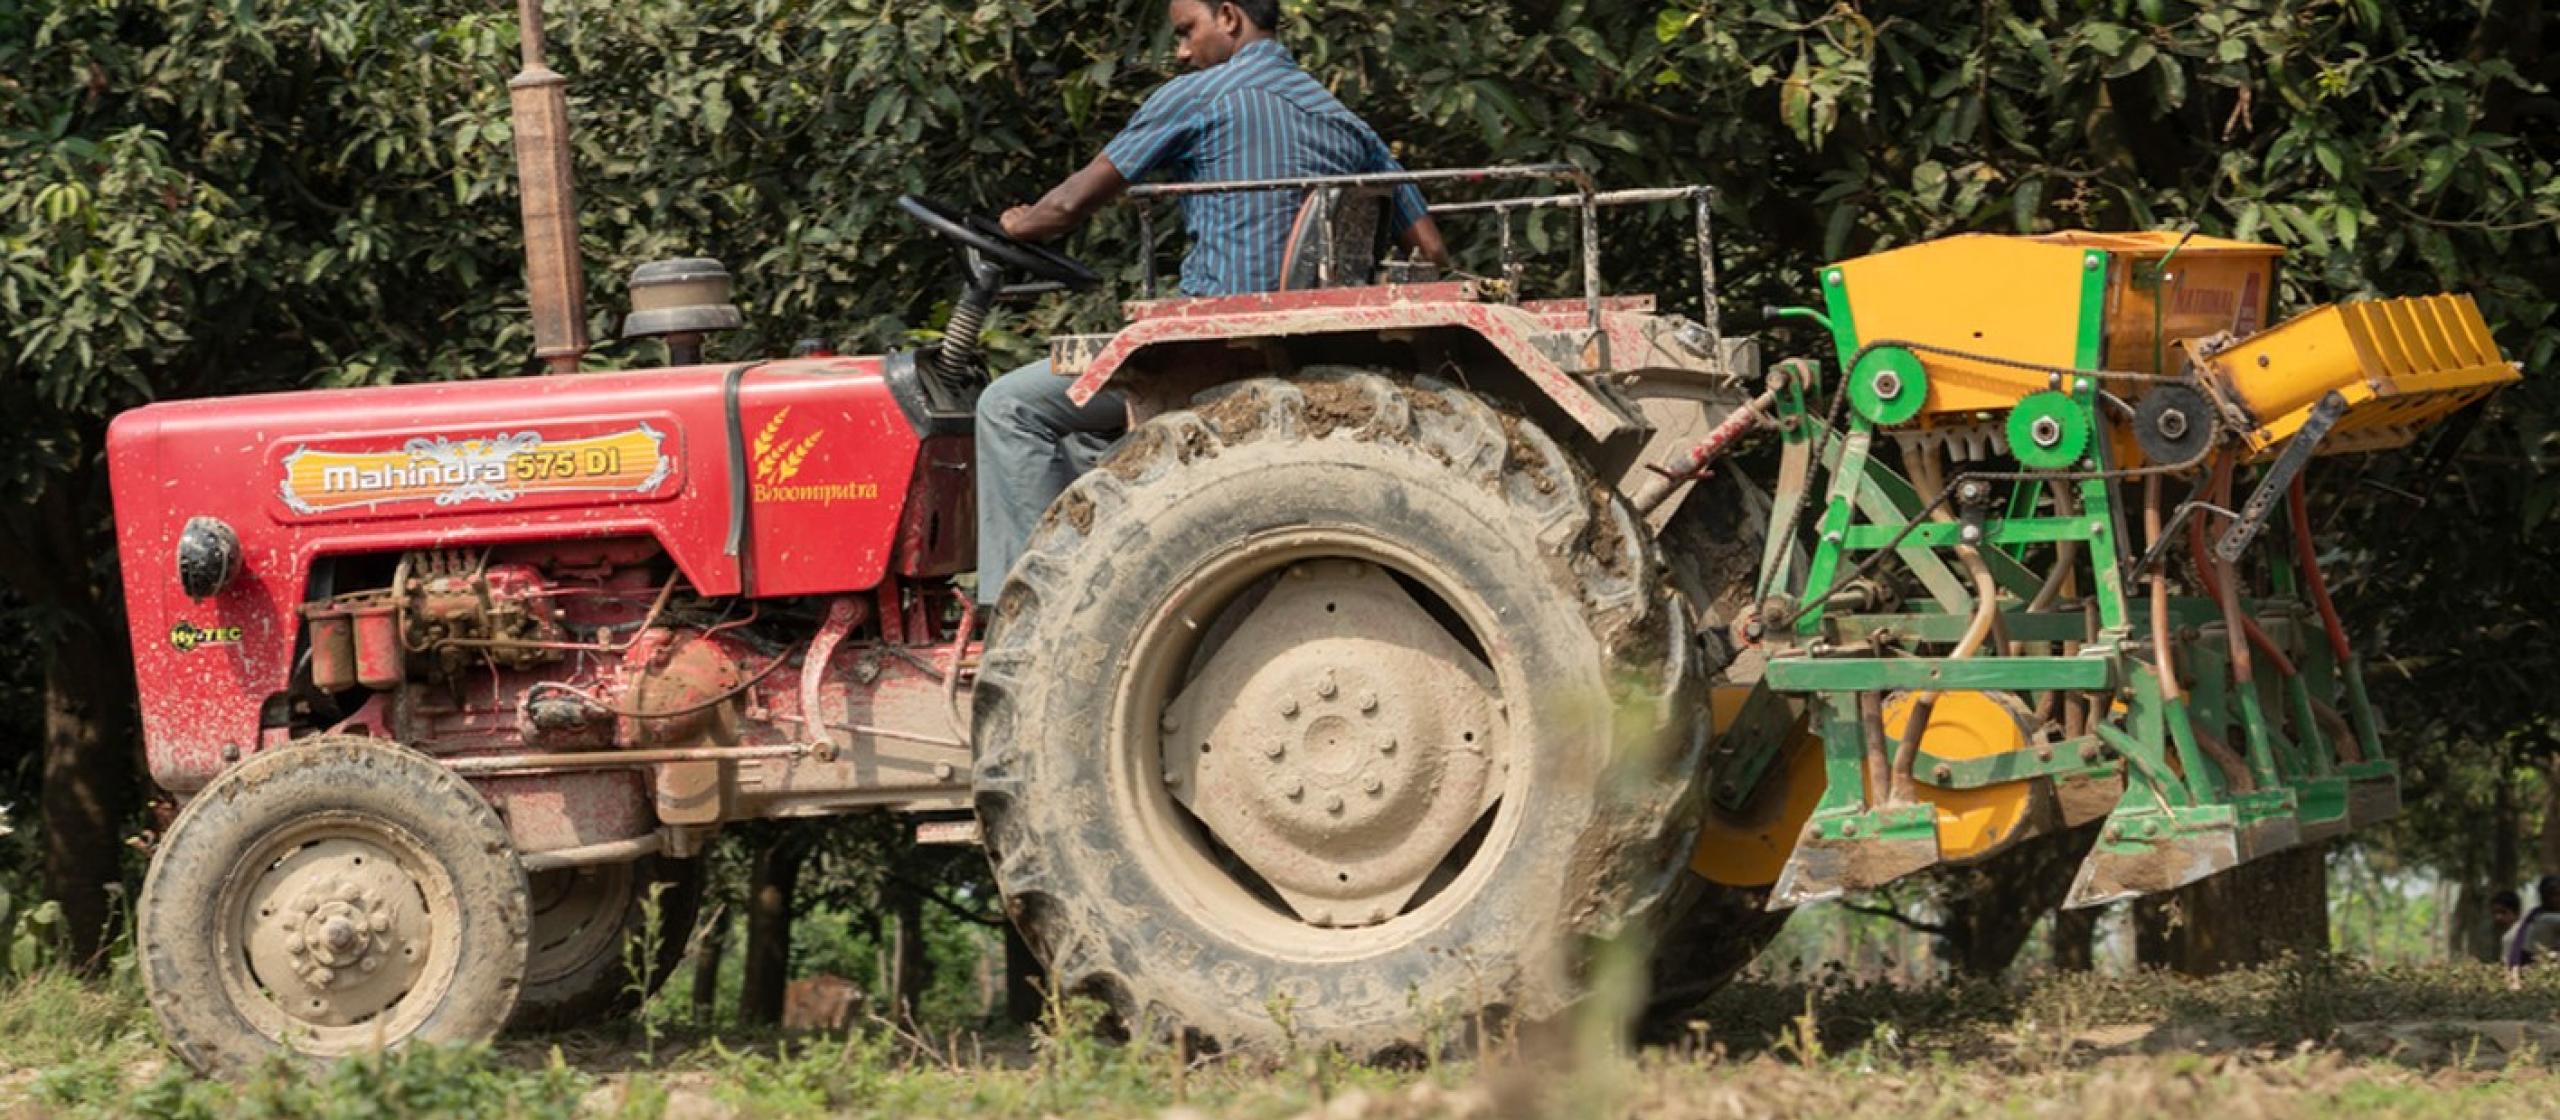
2;0;2553;952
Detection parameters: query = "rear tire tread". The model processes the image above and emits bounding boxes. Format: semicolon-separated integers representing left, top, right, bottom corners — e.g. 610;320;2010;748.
976;369;1705;1056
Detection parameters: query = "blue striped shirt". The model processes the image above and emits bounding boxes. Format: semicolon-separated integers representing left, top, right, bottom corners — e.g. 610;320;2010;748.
1102;39;1429;297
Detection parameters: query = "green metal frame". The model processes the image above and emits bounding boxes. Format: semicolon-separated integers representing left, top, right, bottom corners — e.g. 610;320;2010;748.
1737;248;2398;909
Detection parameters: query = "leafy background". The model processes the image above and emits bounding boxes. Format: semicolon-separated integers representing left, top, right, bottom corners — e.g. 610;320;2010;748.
1;0;2554;967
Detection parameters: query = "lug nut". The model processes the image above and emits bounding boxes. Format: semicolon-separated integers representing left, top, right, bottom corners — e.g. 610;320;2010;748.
1316;672;1338;699
1282;777;1305;799
1932;764;1953;784
1324;794;1345;814
1161;712;1180;732
1264;741;1285;759
1362;776;1383;795
1358;692;1378;713
1380;738;1398;755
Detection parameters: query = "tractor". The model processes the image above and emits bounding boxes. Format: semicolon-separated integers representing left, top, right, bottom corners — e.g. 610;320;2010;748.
108;12;2518;1073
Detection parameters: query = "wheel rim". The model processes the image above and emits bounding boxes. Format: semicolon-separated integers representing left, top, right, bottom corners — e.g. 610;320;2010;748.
1111;526;1524;957
524;863;635;987
219;812;460;1052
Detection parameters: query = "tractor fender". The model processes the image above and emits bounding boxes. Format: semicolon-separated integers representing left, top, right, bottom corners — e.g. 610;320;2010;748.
1055;287;1643;441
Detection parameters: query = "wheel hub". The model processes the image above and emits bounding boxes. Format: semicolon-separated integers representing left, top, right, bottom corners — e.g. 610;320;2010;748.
1160;559;1506;928
240;837;431;1027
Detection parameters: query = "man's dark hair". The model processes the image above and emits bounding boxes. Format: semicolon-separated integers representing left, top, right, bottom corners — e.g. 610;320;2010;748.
1223;0;1281;32
2497;890;2525;913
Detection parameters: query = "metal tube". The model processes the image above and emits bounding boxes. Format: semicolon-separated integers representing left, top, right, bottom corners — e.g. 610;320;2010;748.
2192;724;2256;792
941;595;976;742
444;742;811;776
1426;185;1708;215
2286;476;2355;662
1120;162;1612;347
2025;482;2080;613
2145;475;2182;703
2189;455;2298;679
1577;178;1605;351
1122;162;1593;200
1892;545;2000;804
1693;188;1724;359
838;724;968;750
507;0;589;373
1629;386;1777;515
1889;449;1997;804
521;833;664;873
2207;457;2255;687
1859;691;1891;807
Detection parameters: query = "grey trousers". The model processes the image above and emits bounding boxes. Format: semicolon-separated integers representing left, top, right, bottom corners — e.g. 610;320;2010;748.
974;358;1125;605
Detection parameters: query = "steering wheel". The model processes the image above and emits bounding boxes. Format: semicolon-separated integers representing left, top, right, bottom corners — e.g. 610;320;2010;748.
898;195;1102;290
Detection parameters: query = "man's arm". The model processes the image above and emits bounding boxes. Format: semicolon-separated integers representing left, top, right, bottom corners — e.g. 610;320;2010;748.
1002;155;1129;243
1004;80;1198;244
1397;215;1450;267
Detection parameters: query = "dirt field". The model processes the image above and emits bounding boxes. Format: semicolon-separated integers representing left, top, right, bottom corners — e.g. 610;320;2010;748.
9;961;2560;1118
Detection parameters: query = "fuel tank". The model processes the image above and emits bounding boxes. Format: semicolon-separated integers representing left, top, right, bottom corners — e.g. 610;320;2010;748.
107;354;974;788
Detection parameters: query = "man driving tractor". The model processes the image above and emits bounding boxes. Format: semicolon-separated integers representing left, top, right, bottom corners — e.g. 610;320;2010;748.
975;0;1452;604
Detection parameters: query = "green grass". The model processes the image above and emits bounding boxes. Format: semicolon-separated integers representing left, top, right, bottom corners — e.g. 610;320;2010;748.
0;970;155;1072
9;962;2560;1118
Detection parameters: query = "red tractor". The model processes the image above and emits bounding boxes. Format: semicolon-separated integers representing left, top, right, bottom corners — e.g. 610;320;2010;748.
112;62;1760;1061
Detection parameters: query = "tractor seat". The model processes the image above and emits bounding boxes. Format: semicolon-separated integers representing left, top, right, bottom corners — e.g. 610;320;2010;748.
1276;186;1389;291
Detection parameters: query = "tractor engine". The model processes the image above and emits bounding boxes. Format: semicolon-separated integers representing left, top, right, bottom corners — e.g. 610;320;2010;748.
307;551;578;698
293;540;973;854
306;540;777;754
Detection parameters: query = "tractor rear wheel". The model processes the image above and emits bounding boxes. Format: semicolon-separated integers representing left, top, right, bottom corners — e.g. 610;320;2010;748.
139;735;530;1073
973;371;1704;1056
508;857;703;1032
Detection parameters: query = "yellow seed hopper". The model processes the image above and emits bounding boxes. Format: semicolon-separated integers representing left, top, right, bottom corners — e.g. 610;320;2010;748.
2185;293;2520;457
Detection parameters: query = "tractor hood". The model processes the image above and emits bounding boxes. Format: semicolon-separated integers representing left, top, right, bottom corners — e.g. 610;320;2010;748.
107;354;972;788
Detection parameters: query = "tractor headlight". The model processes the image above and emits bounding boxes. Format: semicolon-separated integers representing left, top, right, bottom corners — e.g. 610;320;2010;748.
177;516;241;600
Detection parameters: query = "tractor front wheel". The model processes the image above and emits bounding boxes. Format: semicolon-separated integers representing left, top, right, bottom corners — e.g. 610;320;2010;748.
973;371;1704;1056
139;735;530;1073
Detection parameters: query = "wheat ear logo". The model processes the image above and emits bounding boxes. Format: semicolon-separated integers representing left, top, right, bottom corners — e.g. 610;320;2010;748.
749;407;878;505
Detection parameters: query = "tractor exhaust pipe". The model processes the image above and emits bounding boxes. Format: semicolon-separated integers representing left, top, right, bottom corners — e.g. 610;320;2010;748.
508;0;589;374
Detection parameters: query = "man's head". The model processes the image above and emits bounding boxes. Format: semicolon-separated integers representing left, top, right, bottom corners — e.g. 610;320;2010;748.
2540;876;2560;911
2496;890;2525;926
1168;0;1278;70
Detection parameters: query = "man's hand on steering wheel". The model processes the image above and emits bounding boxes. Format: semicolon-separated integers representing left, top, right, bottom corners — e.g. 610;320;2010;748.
896;195;1102;291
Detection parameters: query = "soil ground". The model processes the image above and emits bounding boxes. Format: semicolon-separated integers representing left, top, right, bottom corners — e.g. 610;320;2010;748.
10;960;2560;1118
